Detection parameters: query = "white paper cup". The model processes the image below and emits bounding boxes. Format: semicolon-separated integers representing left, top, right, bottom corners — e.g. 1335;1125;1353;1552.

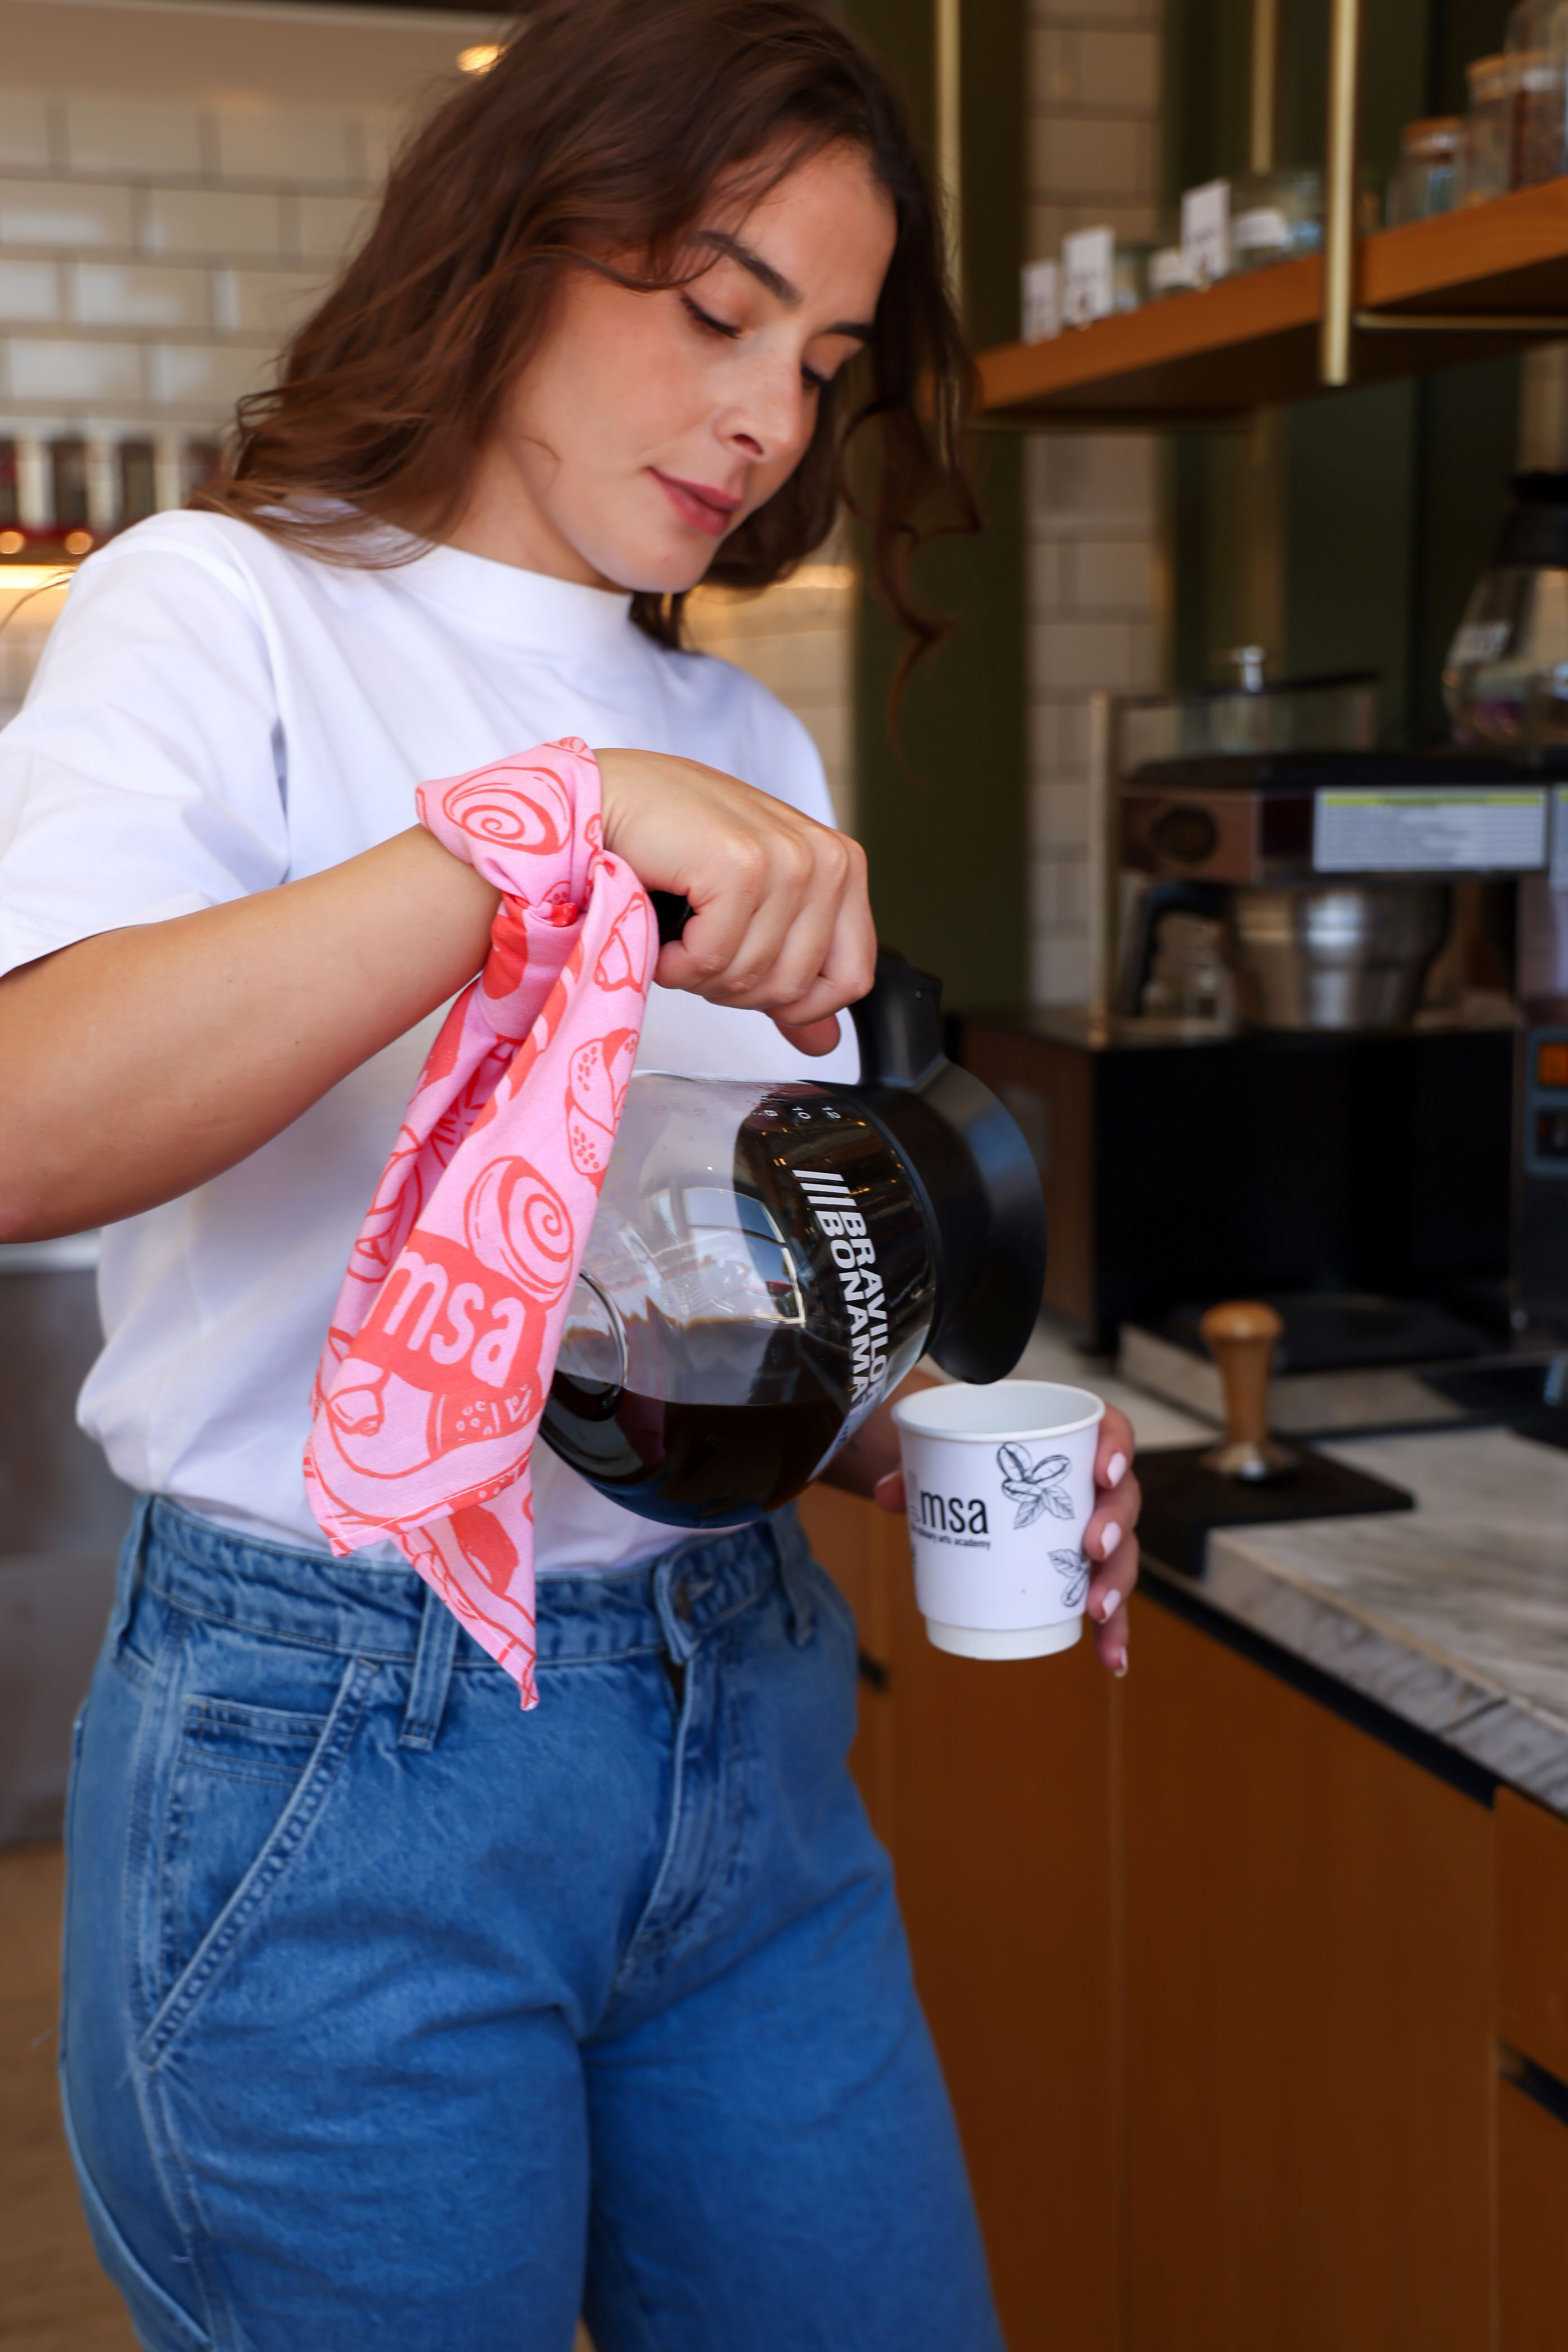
890;1380;1106;1659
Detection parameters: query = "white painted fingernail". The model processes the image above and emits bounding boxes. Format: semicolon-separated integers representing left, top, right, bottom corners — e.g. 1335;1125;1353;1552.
1098;1587;1121;1623
1106;1453;1128;1487
1113;1651;1129;1678
1100;1521;1122;1560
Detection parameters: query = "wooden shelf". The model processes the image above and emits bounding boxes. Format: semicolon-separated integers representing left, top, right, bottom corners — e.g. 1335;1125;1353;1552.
978;177;1568;426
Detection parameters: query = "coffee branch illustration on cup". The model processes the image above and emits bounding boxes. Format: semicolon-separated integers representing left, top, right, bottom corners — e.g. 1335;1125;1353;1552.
996;1442;1073;1527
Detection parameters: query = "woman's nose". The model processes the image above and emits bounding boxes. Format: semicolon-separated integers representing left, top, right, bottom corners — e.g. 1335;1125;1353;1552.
720;362;809;467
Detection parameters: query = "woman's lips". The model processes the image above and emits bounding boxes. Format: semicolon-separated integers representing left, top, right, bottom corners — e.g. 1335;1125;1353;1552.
650;470;742;538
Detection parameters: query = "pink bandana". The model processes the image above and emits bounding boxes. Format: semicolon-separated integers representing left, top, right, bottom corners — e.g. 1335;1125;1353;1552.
304;740;658;1707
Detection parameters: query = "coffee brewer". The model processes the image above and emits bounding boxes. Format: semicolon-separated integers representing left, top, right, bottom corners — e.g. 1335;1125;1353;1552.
959;668;1561;1431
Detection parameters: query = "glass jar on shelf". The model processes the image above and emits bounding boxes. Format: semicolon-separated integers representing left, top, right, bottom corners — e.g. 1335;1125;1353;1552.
1111;241;1151;313
1460;53;1516;201
1226;167;1380;271
1506;0;1568;185
1230;168;1322;268
1146;243;1196;299
1386;117;1462;221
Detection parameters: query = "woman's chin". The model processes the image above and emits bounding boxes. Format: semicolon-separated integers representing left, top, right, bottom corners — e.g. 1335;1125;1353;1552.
585;535;719;601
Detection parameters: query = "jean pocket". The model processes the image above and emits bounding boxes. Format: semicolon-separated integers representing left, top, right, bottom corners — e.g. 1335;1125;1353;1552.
140;1654;377;2069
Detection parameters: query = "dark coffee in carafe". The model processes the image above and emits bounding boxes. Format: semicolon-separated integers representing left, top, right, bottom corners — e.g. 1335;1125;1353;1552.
545;1327;845;1525
540;1078;937;1523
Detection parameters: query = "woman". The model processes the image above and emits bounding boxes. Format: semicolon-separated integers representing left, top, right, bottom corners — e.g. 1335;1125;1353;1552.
0;5;1141;2346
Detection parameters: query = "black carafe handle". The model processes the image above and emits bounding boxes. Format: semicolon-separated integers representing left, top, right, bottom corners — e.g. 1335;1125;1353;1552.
647;890;693;948
849;948;946;1090
647;908;945;1096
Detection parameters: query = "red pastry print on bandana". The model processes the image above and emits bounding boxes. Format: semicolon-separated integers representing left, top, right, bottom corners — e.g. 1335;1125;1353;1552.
303;741;658;1708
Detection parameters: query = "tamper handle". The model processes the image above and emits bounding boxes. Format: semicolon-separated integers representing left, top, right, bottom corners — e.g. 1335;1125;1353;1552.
1198;1299;1293;1484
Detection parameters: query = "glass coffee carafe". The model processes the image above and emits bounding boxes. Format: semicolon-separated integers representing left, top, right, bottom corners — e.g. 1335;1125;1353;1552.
540;944;1048;1529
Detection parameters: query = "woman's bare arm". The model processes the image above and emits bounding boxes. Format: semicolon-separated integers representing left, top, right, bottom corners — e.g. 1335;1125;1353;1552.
0;749;874;1241
0;828;498;1240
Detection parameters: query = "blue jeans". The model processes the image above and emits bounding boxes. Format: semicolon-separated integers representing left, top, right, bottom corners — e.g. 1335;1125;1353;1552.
60;1498;1003;2352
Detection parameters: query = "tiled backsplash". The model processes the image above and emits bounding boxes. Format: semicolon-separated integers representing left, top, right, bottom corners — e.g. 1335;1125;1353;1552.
1025;0;1163;1005
0;86;388;528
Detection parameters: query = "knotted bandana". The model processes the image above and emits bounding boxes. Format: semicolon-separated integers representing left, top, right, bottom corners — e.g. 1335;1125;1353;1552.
304;740;657;1707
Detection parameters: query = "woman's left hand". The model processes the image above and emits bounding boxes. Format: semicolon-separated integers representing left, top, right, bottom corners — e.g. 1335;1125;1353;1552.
830;1389;1141;1677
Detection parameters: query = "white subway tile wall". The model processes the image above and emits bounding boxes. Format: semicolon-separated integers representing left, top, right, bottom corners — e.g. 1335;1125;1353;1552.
1026;0;1163;1003
0;87;398;442
211;265;326;337
0;260;59;323
8;337;142;402
0;179;135;248
215;109;358;188
71;261;209;329
65;99;205;179
0;84;406;722
296;191;374;264
142;185;289;259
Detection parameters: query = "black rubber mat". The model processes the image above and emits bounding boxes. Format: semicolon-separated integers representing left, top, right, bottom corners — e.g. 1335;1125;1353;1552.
1137;1444;1414;1578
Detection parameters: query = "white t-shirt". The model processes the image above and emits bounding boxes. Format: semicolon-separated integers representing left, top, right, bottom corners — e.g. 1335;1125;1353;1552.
0;511;858;1571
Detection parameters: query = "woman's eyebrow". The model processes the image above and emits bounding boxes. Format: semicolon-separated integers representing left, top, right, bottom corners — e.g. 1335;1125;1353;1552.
694;229;875;340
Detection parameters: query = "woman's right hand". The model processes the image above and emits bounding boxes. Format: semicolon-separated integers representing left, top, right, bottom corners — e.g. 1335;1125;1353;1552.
595;749;876;1057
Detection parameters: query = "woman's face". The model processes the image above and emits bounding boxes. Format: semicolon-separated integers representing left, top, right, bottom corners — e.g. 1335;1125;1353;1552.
457;143;898;591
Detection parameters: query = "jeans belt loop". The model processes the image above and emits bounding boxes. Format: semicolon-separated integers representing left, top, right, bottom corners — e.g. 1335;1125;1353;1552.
108;1493;155;1661
399;1584;461;1752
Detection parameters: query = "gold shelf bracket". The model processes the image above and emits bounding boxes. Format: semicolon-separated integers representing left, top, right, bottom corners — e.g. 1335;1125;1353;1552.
1320;0;1364;386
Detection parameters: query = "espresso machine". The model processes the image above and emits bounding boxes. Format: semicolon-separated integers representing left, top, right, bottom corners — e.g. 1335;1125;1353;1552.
958;663;1554;1436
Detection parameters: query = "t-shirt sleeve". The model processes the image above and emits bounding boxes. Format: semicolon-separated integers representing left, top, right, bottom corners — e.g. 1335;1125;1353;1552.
0;531;287;979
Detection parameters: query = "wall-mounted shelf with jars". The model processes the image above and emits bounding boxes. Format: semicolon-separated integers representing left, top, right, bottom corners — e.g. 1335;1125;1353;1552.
978;176;1568;428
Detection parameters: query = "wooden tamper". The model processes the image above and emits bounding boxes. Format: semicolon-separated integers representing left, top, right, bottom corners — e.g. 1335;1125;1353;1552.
1198;1300;1296;1484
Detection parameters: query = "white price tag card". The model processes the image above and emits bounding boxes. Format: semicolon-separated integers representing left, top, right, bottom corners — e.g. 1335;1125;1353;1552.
1181;179;1232;287
1021;259;1061;343
1062;227;1115;328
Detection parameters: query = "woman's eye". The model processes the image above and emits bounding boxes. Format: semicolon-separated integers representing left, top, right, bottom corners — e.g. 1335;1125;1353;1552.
802;365;828;393
681;294;742;341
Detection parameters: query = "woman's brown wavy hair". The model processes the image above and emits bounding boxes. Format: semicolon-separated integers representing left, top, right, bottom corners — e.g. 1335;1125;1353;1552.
197;0;975;667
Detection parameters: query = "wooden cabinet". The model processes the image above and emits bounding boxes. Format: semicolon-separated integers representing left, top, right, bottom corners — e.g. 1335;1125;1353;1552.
1123;1600;1495;2352
799;1484;1119;2352
1495;1789;1568;2350
801;1487;1568;2352
1499;2075;1568;2351
1498;1788;1568;2086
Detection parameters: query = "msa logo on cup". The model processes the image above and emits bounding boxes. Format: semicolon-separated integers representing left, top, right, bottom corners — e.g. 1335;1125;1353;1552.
919;1490;990;1536
794;1168;888;1407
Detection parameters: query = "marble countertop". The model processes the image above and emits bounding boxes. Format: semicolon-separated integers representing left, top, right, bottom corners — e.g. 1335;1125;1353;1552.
1014;1318;1568;1819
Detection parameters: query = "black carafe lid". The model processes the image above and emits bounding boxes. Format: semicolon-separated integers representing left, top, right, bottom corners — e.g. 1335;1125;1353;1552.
646;897;1047;1382
848;948;1046;1383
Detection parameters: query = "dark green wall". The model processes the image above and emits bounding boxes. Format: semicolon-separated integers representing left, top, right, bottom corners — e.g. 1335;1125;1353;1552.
842;0;1027;1010
1168;0;1518;744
